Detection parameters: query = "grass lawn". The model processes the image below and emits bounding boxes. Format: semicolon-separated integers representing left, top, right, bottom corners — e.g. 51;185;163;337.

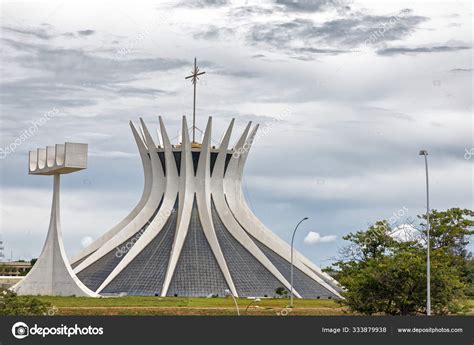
34;296;348;316
22;296;474;316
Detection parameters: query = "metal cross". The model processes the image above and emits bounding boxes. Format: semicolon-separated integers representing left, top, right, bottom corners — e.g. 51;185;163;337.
185;57;206;143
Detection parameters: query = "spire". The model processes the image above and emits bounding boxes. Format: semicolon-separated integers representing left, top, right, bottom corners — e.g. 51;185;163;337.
185;57;206;143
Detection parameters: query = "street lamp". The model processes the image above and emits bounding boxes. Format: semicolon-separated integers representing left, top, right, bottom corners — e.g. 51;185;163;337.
224;289;240;316
290;217;309;308
419;149;431;316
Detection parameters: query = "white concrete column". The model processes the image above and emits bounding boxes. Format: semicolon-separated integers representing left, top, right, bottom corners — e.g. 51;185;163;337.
13;174;97;297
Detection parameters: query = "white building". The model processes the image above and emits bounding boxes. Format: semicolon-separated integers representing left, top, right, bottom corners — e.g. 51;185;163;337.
71;116;342;299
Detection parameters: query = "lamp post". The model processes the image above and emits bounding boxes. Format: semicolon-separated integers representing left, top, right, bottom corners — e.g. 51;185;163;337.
225;289;240;316
419;149;431;316
290;217;309;308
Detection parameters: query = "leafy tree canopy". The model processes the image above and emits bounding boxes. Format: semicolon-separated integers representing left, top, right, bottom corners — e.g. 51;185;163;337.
332;208;473;315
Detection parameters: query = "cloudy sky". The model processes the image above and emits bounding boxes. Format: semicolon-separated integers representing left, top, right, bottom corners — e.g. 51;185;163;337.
0;0;472;267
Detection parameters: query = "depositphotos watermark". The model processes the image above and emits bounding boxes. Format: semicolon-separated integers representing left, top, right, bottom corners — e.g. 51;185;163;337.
115;207;175;258
464;148;474;160
364;9;410;47
0;108;58;160
360;206;412;247
232;110;291;159
276;307;291;316
11;321;103;339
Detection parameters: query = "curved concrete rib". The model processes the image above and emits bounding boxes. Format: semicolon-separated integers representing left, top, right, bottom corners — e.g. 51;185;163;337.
195;117;238;297
71;122;153;265
224;125;342;298
140;118;166;192
97;117;179;293
161;116;195;297
210;120;300;297
74;120;164;275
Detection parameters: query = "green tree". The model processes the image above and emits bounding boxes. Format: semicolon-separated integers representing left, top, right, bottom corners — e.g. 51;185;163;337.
0;288;51;315
338;221;396;262
275;286;288;298
333;208;472;315
464;254;474;298
419;208;473;260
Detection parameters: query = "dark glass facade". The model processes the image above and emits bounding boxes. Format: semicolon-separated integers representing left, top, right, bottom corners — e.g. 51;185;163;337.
167;197;229;297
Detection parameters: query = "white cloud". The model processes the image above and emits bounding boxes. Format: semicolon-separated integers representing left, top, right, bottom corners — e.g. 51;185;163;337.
304;231;337;244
